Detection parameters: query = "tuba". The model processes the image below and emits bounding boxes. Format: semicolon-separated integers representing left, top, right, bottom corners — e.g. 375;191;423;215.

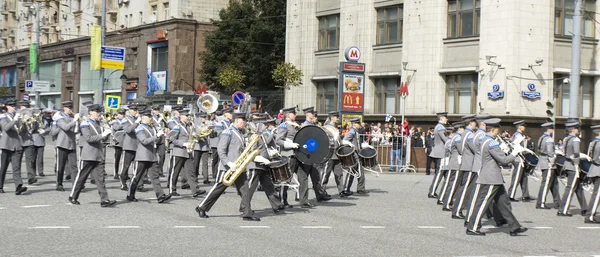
163;111;171;121
222;134;261;186
197;94;218;114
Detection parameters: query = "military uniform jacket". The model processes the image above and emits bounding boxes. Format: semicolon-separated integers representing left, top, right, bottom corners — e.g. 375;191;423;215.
429;122;447;158
152;115;166;145
446;133;462;170
562;134;580;172
275;120;300;157
79;118;106;162
343;127;360;151
587;138;600;178
217;125;246;171
32;119;48;147
511;131;526;164
324;122;340;160
20;110;35;147
54;112;77;150
441;136;452;170
478;135;516;185
459;128;476;171
537;133;555;170
249;127;275;171
134;123;160;162
0;112;23;151
209;117;230;148
122;115;139;151
169;122;193;159
49;121;59;141
111;118;126;147
470;128;487;173
194;118;210;151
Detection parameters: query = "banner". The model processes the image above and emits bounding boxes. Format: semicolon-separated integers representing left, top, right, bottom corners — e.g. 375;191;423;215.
341;73;364;111
90;26;101;70
29;43;37;73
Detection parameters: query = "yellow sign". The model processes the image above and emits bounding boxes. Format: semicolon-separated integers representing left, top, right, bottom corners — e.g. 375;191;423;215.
101;60;125;70
105;95;121;111
341;114;363;129
177;97;183;105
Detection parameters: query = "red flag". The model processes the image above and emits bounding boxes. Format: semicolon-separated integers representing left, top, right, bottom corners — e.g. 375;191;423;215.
399;82;409;97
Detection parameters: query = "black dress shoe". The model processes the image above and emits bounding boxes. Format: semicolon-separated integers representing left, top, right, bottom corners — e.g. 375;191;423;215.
181;184;191;189
464;221;468;227
509;227;528;236
243;216;261;221
536;206;551;209
143;180;151;185
495;220;508;227
466;229;486;236
300;203;315;209
581;210;588;216
68;197;80;205
442;207;452;212
557;212;572;217
157;194;172;203
273;208;281;214
100;200;117;207
38;173;45;177
521;197;534;202
203;180;211;184
28;178;38;185
0;189;5;193
317;195;332;202
90;180;96;185
65;175;71;180
452;214;465;219
277;205;285;210
120;186;128;191
56;185;65;191
195;206;209;218
436;200;443;205
509;198;519;202
356;190;368;195
170;192;180;197
584;217;600;224
192;192;205;198
428;194;437;198
283;201;293;208
196;189;207;195
136;187;148;192
340;191;351;197
113;175;119;180
15;185;27;195
126;196;138;202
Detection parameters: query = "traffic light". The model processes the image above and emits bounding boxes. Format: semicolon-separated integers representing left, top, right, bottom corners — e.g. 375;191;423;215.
546;101;555;123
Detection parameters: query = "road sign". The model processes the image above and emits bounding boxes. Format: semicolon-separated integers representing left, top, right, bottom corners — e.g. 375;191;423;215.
101;46;125;70
177;97;183;105
25;80;50;92
105;95;121;110
232;91;245;105
25;80;33;90
23;94;29;101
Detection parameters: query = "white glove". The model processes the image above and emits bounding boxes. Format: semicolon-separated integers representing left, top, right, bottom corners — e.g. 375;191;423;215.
183;142;189;147
342;140;353;147
267;148;279;157
579;153;592;162
457;155;462;165
360;142;370;149
254;155;271;165
14;113;20;120
38;129;46;134
283;140;299;149
499;143;510;154
511;145;524;157
135;117;142;124
156;130;164;137
101;130;112;137
226;162;237;171
73;113;80;120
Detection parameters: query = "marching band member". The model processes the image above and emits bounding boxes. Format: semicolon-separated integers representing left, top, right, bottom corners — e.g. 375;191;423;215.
442;122;464;211
209;109;229;183
584;125;600;224
452;115;477;219
321;111;347;197
32;108;48;178
195;112;258;221
119;104;142;191
275;106;301;208
536;122;561;209
437;126;454;205
194;112;212;184
54;101;79;191
168;110;206;197
110;108;126;179
68;104;116;207
126;110;171;203
508;120;533;202
0;100;27;195
152;106;167;177
464;115;491;226
428;112;449;198
19;101;39;184
298;107;329;205
342;118;367;196
166;105;183;186
557;121;588;217
466;118;528;236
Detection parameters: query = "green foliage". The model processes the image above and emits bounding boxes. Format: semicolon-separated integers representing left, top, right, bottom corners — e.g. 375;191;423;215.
218;65;245;91
272;62;303;90
0;87;9;96
198;0;286;93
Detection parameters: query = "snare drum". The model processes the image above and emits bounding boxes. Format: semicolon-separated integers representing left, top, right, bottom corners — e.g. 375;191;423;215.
522;153;539;175
268;157;293;184
579;159;592;174
555;155;566;166
358;148;378;168
336;145;358;169
294;125;336;165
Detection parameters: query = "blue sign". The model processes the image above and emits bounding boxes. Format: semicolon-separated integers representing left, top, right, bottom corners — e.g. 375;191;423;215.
101;46;126;69
492;84;500;92
522;91;541;99
23;94;29;101
527;83;536;91
25;80;33;90
488;91;505;99
232;91;245;105
105;95;121;110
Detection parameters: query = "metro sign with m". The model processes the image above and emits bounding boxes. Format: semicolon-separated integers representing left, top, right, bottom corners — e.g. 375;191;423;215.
344;46;361;62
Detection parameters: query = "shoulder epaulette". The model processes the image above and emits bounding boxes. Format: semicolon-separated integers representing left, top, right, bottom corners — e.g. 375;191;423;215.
467;133;474;141
278;122;287;128
488;140;499;149
454;136;462;142
222;129;232;136
135;127;145;134
438;126;446;131
80;121;90;127
573;137;581;142
348;129;355;135
172;125;180;131
0;114;6;120
544;137;554;144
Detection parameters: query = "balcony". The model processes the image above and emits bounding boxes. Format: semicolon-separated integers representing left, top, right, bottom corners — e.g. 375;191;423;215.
2;0;17;14
94;0;118;17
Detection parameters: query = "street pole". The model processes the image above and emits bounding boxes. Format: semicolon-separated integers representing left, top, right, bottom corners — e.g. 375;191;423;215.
34;3;40;108
568;0;582;123
99;0;106;105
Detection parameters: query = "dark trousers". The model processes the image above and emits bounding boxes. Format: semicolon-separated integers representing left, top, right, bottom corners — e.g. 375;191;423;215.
587;177;600;219
468;184;522;232
0;149;24;189
536;169;561;208
119;150;136;188
243;169;281;214
559;170;588;214
167;152;175;182
344;165;365;193
170;156;198;194
295;157;326;205
198;170;249;214
56;147;77;187
465;180;498;223
156;144;166;175
280;156;301;203
128;161;165;199
23;145;38;179
508;162;530;199
322;158;344;194
194;150;210;181
34;146;44;175
113;147;123;177
425;155;435;175
210;148;219;178
69;161;109;202
428;158;443;195
452;171;475;215
437;170;451;202
442;170;459;208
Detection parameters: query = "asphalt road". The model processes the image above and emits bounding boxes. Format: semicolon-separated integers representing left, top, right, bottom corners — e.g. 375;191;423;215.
0;143;599;257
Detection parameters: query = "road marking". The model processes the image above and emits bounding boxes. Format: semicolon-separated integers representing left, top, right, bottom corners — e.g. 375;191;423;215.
106;226;140;229
418;226;445;229
360;226;385;229
302;226;332;229
0;207;5;210
523;256;556;257
481;225;496;229
30;226;70;229
173;226;205;229
22;205;50;208
239;226;270;229
531;227;553;229
577;227;600;230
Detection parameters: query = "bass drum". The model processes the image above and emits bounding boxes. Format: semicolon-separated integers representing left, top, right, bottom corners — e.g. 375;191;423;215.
336;145;358;169
268;157;292;184
293;125;335;165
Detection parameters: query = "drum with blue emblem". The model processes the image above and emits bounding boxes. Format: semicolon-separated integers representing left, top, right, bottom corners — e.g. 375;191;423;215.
293;125;335;165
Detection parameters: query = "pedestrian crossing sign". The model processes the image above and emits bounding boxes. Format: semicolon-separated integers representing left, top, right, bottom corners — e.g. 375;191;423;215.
105;95;121;111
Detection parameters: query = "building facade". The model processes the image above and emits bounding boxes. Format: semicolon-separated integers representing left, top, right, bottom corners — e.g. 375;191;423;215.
284;0;600;126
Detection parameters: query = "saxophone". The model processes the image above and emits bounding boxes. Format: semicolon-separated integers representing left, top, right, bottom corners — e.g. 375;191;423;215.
186;126;199;154
222;134;261;186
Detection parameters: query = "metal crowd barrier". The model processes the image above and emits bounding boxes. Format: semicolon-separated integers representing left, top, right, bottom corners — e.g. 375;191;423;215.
356;133;416;172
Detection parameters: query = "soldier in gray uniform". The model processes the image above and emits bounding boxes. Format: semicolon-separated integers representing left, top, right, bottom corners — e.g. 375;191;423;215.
321;111;346;197
110;108;126;179
536;122;561;209
442;122;464;211
557;121;588;217
508;120;533;202
0;100;28;195
195;112;258;221
208;108;233;182
168;110;206;197
119;104;141;190
464;115;492;225
194;112;212;184
126;110;171;203
298;107;329;204
32;108;48;178
466;118;528;236
342;118;367;196
428;112;449;198
152;105;167;177
19;101;40;183
437;128;454;205
274;107;301;208
166;105;183;185
452;115;477;219
54;101;80;191
49;118;60;175
68;104;116;207
584;125;600;223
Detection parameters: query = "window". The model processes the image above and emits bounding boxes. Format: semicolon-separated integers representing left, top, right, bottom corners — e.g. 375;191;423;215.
318;15;340;50
151;5;157;21
446;74;477;114
164;3;169;20
374;78;400;113
553;74;595;117
76;26;80;36
376;6;403;44
555;0;595;38
316;80;338;113
140;12;143;24
66;61;73;73
447;0;480;38
151;46;168;72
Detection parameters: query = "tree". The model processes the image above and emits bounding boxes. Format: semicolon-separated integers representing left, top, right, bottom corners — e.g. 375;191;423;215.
218;65;245;91
198;0;287;93
272;62;303;90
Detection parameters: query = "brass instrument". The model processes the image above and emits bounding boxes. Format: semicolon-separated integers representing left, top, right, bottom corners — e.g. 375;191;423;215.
222;133;261;186
163;111;171;121
17;108;43;134
197;94;218;114
103;112;115;122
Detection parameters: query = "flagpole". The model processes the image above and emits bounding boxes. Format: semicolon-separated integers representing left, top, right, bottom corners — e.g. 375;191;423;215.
34;2;40;108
